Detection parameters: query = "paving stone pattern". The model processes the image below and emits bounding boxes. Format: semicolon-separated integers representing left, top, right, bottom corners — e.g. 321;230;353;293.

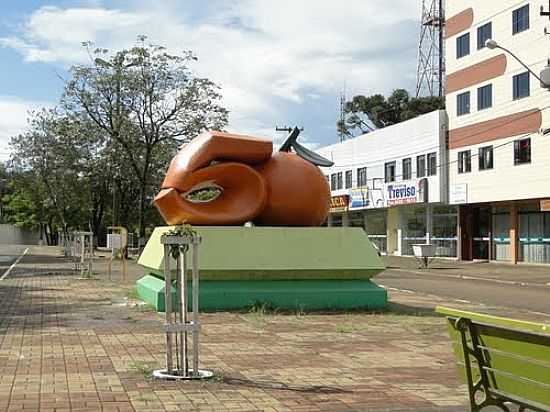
0;254;470;411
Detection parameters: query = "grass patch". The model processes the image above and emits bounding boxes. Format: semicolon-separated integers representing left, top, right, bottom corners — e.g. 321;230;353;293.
126;287;140;300
128;361;154;378
136;303;156;312
335;323;361;333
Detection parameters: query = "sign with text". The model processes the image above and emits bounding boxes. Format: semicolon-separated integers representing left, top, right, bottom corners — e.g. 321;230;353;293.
349;187;369;210
450;184;468;205
386;184;417;206
330;195;349;213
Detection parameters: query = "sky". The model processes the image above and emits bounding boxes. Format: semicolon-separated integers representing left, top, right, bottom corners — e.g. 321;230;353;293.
0;0;421;160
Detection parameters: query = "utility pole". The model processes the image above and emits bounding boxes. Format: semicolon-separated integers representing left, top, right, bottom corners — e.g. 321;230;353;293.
275;126;304;134
416;0;445;97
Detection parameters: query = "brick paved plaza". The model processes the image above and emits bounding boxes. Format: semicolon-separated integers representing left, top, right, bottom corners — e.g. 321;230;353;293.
0;249;503;411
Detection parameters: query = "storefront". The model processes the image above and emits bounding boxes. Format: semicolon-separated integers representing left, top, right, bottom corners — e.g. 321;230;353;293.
319;110;456;258
458;200;550;264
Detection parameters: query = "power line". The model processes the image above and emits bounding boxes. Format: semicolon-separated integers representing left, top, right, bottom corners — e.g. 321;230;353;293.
323;104;550;171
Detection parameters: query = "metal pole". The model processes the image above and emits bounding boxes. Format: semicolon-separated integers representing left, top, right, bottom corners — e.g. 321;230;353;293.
80;234;85;278
192;239;199;376
438;0;444;97
182;247;189;376
164;244;173;373
88;233;93;277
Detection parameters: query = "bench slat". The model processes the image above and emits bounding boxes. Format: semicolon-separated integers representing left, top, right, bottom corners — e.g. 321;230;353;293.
436;306;550;411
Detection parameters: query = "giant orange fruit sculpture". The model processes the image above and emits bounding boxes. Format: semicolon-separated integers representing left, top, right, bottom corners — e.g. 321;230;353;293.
154;127;334;226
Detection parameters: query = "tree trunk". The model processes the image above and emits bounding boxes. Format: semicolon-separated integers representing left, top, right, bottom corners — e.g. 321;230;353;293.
138;147;152;242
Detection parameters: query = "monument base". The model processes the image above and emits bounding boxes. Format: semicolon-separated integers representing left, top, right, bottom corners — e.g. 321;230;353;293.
137;274;387;312
137;226;388;311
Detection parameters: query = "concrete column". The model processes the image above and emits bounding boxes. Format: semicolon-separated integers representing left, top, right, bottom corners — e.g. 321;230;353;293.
426;204;433;245
510;203;518;265
327;214;333;227
456;207;462;260
396;228;403;256
363;211;368;233
387;207;400;255
342;212;350;227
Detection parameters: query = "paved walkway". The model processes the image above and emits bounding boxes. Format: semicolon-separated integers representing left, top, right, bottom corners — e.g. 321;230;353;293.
0;247;472;411
2;247;547;411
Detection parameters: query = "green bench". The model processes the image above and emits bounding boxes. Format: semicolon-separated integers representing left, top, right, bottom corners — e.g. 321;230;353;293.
436;306;550;412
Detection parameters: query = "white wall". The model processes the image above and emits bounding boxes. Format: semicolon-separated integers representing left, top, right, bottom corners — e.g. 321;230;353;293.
318;110;448;208
446;0;550;204
0;224;40;245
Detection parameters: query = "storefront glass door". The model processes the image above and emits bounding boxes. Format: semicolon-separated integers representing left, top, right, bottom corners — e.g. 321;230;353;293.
492;210;510;261
473;207;491;260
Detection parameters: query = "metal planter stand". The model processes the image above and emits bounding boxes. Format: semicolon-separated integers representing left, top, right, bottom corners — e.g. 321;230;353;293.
72;231;93;278
153;234;212;380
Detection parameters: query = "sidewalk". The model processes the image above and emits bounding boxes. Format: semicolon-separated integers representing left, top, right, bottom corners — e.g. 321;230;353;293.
0;246;471;412
383;255;550;287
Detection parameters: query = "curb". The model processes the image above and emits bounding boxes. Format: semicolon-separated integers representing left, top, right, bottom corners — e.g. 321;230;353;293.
386;267;550;288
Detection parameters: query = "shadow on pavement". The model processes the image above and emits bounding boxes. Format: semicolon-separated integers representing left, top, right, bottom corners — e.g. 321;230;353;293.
221;376;352;394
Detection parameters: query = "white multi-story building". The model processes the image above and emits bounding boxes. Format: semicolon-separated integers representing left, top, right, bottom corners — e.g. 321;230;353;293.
445;0;550;264
318;110;457;257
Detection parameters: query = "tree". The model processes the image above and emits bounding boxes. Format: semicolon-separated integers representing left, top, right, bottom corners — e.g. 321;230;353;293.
338;89;444;137
8;109;108;244
63;36;229;240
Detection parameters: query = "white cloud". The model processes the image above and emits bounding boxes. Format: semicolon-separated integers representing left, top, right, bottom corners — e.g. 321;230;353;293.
1;1;421;148
0;97;51;161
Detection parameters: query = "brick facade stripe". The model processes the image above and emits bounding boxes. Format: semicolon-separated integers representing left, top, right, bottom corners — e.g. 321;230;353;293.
447;54;507;94
449;109;542;149
445;8;474;38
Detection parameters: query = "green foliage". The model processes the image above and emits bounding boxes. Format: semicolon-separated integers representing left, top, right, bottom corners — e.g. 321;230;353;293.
338;89;445;137
63;36;228;237
4;36;228;242
165;223;197;238
128;361;154;378
186;187;222;202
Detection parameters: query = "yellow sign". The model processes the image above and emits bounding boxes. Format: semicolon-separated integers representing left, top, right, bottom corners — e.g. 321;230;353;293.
330;195;349;213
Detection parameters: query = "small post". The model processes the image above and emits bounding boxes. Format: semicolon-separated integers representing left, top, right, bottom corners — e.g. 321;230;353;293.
164;243;173;374
192;237;199;376
155;231;212;380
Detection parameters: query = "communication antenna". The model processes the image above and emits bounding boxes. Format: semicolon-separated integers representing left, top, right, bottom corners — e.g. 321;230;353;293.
416;0;445;97
339;90;347;142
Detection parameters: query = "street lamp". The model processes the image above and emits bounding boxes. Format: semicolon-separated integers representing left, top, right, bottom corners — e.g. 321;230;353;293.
485;39;550;88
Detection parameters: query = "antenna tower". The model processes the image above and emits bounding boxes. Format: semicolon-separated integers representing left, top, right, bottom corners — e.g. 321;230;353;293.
339;90;346;142
415;0;445;97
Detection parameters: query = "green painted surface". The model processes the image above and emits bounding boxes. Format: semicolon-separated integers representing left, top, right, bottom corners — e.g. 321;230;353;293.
137;274;387;312
138;226;385;280
436;306;550;408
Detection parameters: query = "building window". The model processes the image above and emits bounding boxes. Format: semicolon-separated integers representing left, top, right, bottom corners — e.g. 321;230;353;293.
513;4;529;35
477;22;492;49
479;146;494;170
477;84;492;110
514;138;531;165
458;150;471;173
457;91;470;116
357;167;367;187
427;152;437;176
402;158;412;180
416;155;426;178
336;172;343;189
456;33;470;58
385;161;396;183
513;72;530;100
345;170;352;189
330;174;337;190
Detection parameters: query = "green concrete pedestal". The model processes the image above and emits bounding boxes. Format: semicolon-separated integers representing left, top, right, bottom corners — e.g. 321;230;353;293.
137;226;387;311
